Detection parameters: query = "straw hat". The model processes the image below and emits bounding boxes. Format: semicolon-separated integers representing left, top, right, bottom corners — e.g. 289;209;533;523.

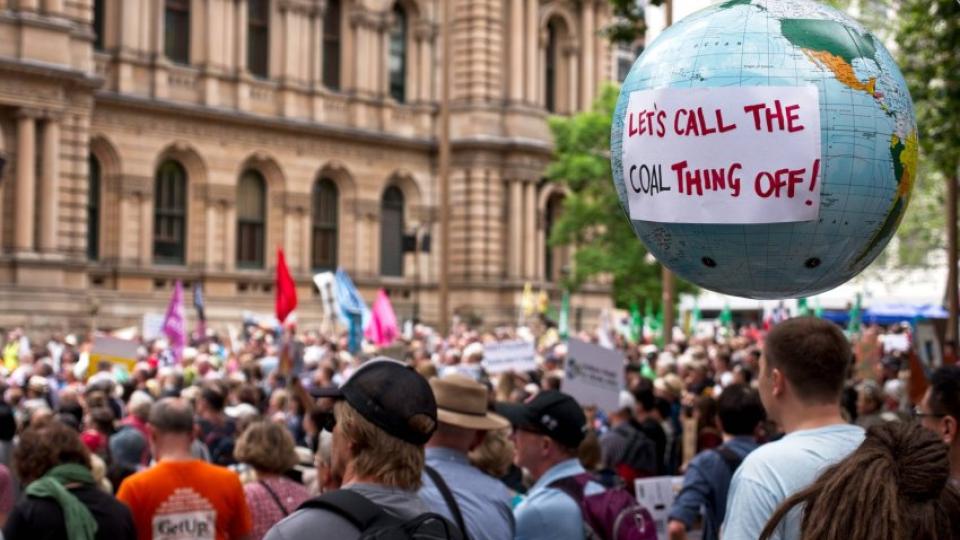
430;374;510;431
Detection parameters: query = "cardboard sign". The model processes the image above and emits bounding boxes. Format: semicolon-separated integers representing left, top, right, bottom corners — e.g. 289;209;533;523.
482;339;537;374
89;336;139;377
621;86;821;223
564;338;625;413
635;476;687;539
142;313;166;341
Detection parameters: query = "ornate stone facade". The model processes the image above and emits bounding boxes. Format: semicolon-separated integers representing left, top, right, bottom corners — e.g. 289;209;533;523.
0;0;614;332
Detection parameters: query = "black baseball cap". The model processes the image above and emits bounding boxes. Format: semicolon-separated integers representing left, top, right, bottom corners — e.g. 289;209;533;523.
495;390;587;449
313;358;438;445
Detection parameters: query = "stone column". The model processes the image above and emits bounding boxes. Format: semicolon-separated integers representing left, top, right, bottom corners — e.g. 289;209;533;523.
312;3;325;87
509;180;522;278
38;117;60;253
205;201;218;269
566;47;580;113
236;0;248;72
139;194;151;265
223;203;236;271
42;0;62;15
19;0;38;11
525;0;538;105
14;112;36;253
509;0;524;102
523;181;536;278
581;0;595;109
300;209;311;273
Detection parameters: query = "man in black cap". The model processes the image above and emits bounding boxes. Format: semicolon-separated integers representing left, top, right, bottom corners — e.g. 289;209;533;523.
264;358;460;540
500;390;593;540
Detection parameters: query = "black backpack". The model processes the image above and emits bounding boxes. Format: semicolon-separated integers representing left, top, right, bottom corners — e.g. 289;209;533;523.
614;424;658;476
299;489;465;540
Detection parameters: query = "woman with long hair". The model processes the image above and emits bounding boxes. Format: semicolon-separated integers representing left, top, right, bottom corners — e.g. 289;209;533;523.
759;421;960;540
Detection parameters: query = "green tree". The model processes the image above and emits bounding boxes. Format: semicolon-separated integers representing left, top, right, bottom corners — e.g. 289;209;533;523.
897;0;960;336
605;0;665;45
545;86;693;309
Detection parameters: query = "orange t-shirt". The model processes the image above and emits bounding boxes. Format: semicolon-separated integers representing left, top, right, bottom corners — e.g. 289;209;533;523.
117;459;252;540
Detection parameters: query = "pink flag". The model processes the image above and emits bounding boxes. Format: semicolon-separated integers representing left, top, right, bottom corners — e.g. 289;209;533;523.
162;280;186;362
364;289;398;347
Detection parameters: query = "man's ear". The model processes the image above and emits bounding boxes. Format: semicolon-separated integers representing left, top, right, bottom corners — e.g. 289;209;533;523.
943;415;958;446
771;368;786;398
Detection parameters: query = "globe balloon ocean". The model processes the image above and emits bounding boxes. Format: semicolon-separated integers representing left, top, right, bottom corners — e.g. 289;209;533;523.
610;0;917;299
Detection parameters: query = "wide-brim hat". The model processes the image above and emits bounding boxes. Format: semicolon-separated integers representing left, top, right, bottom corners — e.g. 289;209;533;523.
431;374;509;431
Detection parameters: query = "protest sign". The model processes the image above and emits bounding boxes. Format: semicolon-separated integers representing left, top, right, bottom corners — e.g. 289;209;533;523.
621;86;821;224
564;338;625;413
482;339;537;374
915;321;942;371
142;313;165;341
89;336;139;377
881;333;910;353
635;476;687;540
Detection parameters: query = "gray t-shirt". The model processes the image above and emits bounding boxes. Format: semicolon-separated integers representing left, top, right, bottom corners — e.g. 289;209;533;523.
263;482;433;540
722;423;865;540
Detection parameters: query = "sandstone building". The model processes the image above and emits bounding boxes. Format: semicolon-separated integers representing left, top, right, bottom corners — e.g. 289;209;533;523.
0;0;616;332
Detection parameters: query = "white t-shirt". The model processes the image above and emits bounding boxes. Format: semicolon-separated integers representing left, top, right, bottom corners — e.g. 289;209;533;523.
722;423;865;540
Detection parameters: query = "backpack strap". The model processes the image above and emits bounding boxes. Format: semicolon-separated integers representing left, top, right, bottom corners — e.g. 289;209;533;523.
298;489;389;531
548;472;590;503
424;465;469;540
259;480;290;517
713;445;743;474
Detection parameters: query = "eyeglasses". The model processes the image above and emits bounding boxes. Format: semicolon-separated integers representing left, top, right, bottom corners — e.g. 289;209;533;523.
318;411;337;433
912;406;946;420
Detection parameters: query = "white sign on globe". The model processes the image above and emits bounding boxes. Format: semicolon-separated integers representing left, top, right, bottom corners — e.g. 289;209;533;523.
621;86;821;224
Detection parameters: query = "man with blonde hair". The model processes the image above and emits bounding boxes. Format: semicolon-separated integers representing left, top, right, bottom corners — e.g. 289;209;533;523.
264;358;462;540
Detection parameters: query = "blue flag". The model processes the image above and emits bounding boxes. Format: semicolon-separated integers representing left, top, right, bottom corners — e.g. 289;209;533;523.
334;268;371;353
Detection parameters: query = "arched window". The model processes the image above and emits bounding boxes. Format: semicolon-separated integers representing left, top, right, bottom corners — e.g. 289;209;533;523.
312;178;339;270
544;192;565;281
380;186;404;276
323;0;341;90
545;20;559;112
87;155;101;260
248;0;269;78
236;170;266;268
388;4;407;103
93;0;105;50
154;160;187;264
164;0;191;64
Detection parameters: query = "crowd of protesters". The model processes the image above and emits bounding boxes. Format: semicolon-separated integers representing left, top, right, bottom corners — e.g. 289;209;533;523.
0;314;956;540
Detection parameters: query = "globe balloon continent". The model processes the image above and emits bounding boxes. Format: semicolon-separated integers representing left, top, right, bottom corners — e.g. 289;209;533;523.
610;0;918;299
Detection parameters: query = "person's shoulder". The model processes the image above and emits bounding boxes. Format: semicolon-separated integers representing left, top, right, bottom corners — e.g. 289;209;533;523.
265;507;359;540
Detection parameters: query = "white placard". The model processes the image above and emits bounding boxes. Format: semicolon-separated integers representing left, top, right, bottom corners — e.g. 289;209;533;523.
621;86;821;224
635;476;686;539
881;333;910;353
482;340;537;374
564;338;625;413
142;313;166;341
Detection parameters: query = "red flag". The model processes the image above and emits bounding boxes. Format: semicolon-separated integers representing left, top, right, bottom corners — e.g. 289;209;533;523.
275;249;297;324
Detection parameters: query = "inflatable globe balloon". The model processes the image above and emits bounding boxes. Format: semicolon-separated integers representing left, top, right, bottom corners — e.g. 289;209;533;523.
611;0;917;299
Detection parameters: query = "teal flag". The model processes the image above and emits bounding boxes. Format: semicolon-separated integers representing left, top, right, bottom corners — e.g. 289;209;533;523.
558;290;570;339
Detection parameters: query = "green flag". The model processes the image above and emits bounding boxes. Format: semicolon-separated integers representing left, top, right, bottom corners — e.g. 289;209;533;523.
691;300;702;333
558;290;570;339
630;302;642;343
814;298;823;318
797;298;810;317
654;303;665;346
644;301;656;340
719;302;733;328
847;293;862;334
